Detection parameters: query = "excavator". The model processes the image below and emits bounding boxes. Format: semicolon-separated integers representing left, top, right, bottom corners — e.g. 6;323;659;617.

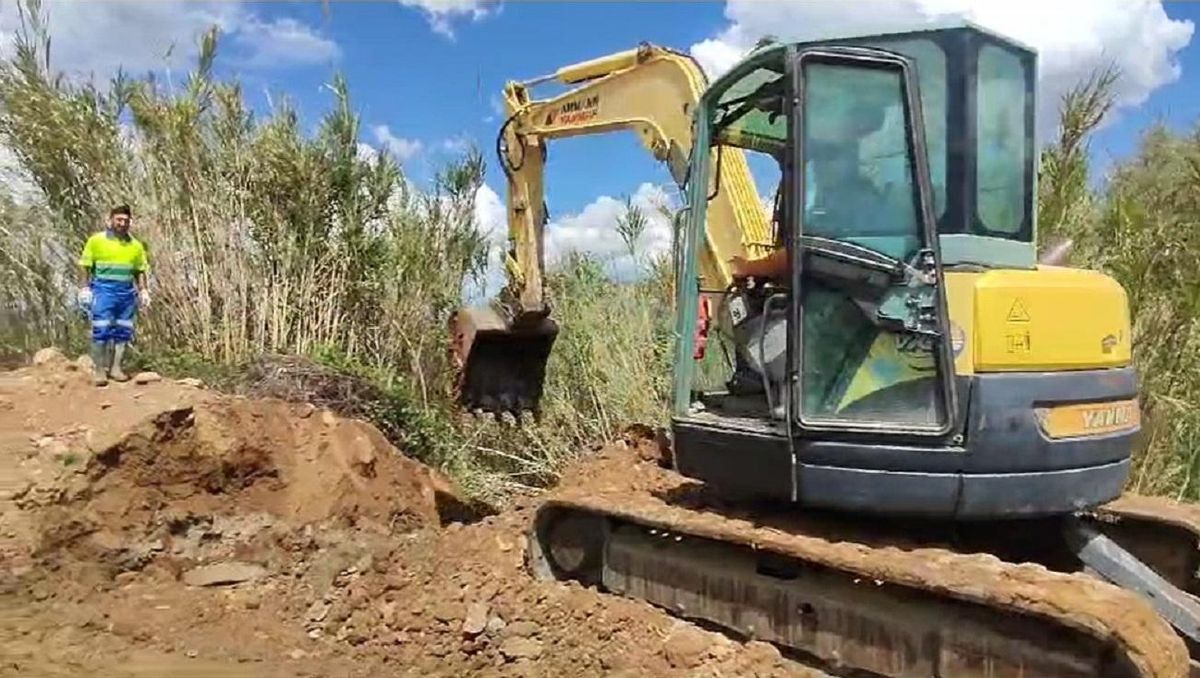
449;21;1200;677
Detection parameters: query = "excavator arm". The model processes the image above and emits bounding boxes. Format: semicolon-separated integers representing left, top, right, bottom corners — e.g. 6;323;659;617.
450;42;774;416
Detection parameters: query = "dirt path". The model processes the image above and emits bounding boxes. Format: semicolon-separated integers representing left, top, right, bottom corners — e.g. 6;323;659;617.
0;350;823;677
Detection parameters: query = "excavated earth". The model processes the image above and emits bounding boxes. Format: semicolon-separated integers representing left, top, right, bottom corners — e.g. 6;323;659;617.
0;349;823;677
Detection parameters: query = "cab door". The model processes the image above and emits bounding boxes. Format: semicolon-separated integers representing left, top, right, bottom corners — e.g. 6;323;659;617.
786;47;959;438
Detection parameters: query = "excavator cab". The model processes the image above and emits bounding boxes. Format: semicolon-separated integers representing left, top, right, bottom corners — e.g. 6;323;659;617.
672;24;1136;519
704;44;954;434
677;38;956;429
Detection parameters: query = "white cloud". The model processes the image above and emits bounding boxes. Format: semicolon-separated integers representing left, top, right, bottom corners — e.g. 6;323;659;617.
473;182;507;244
372;125;424;162
0;1;338;81
544;182;678;282
690;0;1193;136
398;0;497;39
356;142;380;163
463;181;679;301
232;15;340;69
463;182;507;301
441;135;474;154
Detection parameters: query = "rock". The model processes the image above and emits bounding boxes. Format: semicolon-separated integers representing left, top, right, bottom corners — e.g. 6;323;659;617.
320;410;337;426
500;620;540;639
353;554;373;573
485;616;506;634
182;561;266;587
88;530;126;554
462;601;489;637
32;347;66;366
288;649;307;660
185;649;198;659
432;602;461;624
75;355;95;373
376;600;397;625
499;637;543;661
744;640;783;664
306;600;331;623
177;377;204;388
0;395;13;411
133;371;162;385
307;628;322;639
662;626;713;669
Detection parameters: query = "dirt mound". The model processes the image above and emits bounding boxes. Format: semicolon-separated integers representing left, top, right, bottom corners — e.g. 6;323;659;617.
234;354;413;445
78;398;473;530
1;353;476;587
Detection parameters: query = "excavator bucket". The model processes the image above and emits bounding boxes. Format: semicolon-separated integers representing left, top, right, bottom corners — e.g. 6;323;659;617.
449;304;558;416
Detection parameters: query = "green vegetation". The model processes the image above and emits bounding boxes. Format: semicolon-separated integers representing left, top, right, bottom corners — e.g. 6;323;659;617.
0;0;1197;503
1039;70;1200;499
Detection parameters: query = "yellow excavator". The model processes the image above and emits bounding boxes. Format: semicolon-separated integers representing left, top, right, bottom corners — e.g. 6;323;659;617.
451;23;1200;677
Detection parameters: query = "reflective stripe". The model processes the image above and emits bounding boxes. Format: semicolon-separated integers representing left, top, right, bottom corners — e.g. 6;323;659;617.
92;320;112;327
94;263;135;281
115;319;135;328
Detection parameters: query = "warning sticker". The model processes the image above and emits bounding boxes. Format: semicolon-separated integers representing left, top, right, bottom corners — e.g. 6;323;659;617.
1006;331;1032;354
1006;298;1031;323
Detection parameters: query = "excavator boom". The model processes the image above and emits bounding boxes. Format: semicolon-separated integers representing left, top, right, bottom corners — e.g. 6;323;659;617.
450;43;773;415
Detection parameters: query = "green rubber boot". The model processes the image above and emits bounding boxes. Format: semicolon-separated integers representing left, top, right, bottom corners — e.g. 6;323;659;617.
90;341;108;386
109;342;129;382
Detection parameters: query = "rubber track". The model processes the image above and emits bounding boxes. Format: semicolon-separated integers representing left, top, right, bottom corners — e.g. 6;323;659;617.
541;486;1190;677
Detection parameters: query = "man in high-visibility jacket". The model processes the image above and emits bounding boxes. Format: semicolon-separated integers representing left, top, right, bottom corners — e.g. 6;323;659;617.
76;204;151;385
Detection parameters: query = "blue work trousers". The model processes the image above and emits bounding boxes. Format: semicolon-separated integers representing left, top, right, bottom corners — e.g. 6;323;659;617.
90;280;138;343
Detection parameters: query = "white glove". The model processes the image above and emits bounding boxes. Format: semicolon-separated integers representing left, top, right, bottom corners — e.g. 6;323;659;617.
76;287;92;307
139;289;151;309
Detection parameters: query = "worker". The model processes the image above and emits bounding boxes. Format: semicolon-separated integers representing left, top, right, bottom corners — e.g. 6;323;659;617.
721;136;887;406
76;204;151;386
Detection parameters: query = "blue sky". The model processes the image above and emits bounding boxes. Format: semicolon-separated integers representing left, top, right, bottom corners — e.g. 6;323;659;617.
3;0;1198;280
236;1;734;210
221;0;1200;227
1089;2;1200;174
238;0;1200;212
